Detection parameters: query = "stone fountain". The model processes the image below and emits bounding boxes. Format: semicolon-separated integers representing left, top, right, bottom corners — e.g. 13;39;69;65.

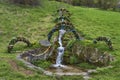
8;8;114;79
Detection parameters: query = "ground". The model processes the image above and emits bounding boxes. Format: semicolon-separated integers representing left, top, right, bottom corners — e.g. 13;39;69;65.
0;0;120;80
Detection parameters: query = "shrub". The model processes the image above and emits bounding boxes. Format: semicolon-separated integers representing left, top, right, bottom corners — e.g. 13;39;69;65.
54;0;120;12
10;0;40;6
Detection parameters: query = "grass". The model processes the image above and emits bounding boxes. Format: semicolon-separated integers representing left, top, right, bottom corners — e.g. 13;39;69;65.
31;60;52;69
0;0;120;80
77;63;96;69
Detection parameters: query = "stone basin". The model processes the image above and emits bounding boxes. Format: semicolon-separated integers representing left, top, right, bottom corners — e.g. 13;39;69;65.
17;40;114;80
17;54;97;80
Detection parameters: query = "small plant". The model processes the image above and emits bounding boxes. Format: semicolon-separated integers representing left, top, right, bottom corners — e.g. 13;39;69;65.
77;62;96;69
31;60;52;69
69;56;78;64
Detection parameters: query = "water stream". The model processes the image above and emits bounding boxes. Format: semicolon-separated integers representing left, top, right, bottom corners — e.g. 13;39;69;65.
53;29;66;67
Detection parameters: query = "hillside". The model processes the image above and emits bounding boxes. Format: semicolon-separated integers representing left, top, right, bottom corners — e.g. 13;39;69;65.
0;0;120;80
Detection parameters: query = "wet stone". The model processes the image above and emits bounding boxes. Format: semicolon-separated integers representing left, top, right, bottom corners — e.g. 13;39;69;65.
40;40;51;46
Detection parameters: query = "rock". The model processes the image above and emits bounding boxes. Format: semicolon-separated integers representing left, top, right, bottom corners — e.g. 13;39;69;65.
70;42;114;66
0;31;3;35
40;40;51;46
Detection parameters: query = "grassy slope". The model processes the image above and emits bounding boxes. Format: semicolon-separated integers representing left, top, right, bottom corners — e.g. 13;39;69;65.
0;0;120;80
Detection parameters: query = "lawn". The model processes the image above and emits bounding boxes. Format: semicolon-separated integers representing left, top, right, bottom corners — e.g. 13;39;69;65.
0;0;120;80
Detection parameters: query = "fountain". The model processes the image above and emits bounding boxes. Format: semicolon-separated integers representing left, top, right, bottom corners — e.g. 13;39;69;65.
7;8;114;79
47;8;80;68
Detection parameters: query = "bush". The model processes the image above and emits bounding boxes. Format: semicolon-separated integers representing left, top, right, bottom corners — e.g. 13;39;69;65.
31;60;52;69
10;0;40;6
54;0;120;12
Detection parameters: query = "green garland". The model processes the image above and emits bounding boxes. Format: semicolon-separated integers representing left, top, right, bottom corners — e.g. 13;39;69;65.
8;37;31;53
93;36;113;50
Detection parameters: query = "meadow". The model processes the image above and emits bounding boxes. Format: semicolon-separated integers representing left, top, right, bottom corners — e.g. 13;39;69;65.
0;0;120;80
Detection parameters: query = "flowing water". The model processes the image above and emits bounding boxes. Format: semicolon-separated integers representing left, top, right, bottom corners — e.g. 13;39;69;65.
53;29;66;67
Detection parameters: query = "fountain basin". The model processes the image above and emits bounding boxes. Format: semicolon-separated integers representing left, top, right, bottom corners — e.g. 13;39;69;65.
18;40;114;79
17;54;97;77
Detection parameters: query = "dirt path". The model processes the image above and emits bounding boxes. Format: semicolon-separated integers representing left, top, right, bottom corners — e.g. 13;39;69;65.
8;59;34;76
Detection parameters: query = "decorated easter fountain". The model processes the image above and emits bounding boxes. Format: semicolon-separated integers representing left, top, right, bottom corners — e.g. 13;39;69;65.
8;8;114;79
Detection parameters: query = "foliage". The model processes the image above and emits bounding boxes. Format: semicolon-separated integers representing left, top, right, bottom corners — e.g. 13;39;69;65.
31;60;52;69
77;62;96;69
10;0;41;6
69;55;78;64
54;0;120;11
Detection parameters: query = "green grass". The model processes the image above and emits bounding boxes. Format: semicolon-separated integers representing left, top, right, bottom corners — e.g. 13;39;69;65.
0;0;120;80
31;60;52;69
77;63;96;69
